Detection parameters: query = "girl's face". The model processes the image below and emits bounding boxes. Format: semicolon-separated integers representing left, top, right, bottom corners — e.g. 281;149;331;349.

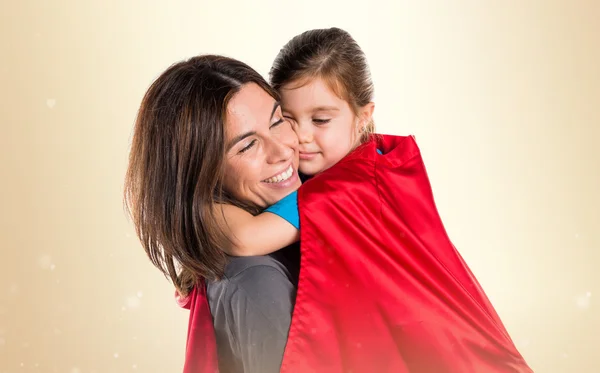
279;77;369;176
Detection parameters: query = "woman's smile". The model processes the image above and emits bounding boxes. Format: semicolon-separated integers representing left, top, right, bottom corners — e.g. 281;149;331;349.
261;167;299;189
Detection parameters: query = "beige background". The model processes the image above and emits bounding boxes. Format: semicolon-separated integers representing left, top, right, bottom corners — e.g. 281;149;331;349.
1;0;598;372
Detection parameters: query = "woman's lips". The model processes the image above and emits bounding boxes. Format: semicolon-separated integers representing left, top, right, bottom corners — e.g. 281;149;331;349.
261;165;299;189
263;165;293;183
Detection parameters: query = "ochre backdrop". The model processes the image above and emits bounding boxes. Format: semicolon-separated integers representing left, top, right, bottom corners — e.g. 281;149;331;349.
1;1;598;372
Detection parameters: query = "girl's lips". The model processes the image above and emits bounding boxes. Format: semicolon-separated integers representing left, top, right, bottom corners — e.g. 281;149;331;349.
299;152;319;160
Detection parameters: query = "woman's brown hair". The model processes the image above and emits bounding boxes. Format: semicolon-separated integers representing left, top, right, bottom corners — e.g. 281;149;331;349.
124;55;279;296
269;27;375;141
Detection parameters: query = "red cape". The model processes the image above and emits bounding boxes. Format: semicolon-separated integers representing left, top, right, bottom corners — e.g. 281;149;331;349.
177;283;219;373
280;134;531;372
180;134;532;373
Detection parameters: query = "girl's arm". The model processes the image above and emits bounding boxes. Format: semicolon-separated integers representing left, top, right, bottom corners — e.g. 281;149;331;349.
214;192;300;256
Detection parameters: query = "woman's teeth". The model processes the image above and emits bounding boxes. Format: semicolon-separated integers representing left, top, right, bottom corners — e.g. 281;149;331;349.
263;166;293;183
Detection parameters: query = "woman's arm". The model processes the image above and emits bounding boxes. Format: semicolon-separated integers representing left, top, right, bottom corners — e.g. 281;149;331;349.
214;193;299;256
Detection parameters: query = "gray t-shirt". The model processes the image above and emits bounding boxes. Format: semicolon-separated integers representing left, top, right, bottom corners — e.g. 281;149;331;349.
206;244;300;373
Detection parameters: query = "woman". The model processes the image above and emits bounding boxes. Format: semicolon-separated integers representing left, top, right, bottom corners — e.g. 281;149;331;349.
124;55;301;372
126;32;531;372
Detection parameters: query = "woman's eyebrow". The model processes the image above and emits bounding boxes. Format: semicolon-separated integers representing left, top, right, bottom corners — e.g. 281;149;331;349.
270;102;281;119
227;131;257;150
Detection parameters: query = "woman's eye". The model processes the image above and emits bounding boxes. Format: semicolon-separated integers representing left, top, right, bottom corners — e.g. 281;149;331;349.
270;118;284;128
239;140;256;154
313;118;331;125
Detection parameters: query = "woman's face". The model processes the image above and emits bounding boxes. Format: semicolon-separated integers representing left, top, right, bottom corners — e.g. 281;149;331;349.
222;83;301;208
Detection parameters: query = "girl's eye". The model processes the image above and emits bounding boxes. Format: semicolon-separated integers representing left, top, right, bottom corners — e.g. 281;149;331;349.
239;139;256;154
313;118;331;125
283;116;297;126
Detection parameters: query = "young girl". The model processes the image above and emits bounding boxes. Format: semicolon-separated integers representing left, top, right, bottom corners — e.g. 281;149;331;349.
215;27;375;256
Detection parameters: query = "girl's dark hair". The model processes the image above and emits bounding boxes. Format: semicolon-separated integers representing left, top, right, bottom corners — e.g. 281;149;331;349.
124;55;278;296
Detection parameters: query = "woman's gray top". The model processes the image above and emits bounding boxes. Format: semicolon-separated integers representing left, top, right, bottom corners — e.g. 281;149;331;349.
206;244;300;373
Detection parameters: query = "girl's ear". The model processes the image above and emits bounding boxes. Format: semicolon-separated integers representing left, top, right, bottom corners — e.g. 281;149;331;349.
359;102;375;130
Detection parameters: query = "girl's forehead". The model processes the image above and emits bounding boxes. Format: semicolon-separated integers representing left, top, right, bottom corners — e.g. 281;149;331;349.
279;77;347;111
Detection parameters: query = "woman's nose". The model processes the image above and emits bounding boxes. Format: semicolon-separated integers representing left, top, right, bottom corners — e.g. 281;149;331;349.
265;136;294;164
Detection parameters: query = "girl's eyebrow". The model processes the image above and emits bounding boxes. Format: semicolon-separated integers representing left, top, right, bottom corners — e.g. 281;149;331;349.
312;106;339;112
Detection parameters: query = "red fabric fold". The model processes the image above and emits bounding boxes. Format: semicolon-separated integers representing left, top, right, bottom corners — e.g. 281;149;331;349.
179;280;220;373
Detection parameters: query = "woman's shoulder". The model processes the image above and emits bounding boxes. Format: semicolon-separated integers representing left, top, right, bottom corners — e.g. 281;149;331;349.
207;245;300;302
223;255;293;283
